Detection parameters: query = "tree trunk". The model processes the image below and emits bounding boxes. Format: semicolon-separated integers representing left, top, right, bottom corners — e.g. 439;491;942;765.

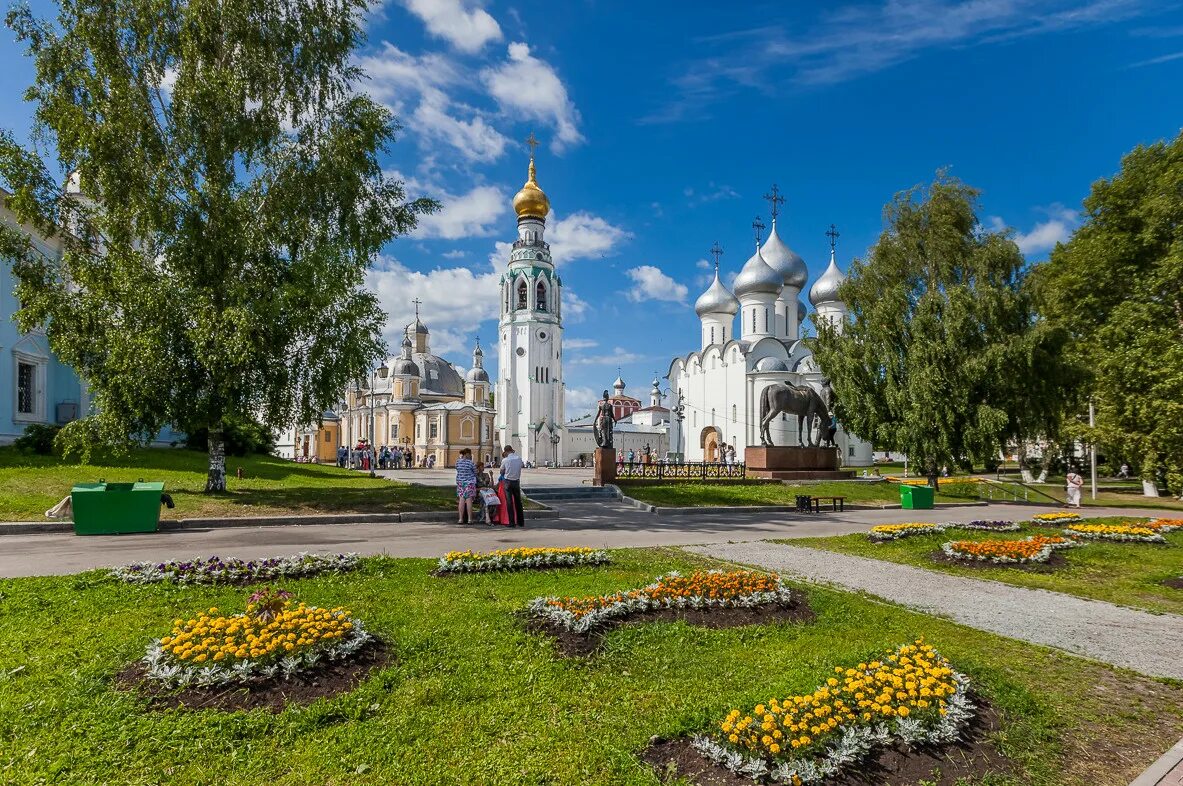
927;464;940;491
1017;443;1034;483
206;428;227;492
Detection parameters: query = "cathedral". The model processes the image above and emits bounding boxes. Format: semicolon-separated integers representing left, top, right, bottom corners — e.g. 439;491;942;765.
279;312;498;466
667;189;873;467
495;139;566;466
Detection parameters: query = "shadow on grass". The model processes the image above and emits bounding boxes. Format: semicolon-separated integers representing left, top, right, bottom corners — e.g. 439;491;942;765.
170;485;455;513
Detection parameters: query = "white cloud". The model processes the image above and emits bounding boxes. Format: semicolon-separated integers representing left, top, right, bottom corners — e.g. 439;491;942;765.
1128;50;1183;67
686;182;740;204
412;183;507;240
357;43;462;103
412;90;510;162
481;42;584;152
357;44;508;162
647;0;1150;121
400;0;502;53
442;249;467;259
564;386;601;419
1015;218;1074;255
564;338;599;350
367;256;501;354
569;347;646;366
625;265;689;304
548;211;630;263
696;258;711;270
564;289;590;322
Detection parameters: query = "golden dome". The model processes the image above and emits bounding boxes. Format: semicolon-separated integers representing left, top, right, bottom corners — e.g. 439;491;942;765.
512;156;550;220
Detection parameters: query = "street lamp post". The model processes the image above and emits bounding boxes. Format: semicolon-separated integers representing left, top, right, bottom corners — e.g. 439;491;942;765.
356;362;389;478
550;430;561;467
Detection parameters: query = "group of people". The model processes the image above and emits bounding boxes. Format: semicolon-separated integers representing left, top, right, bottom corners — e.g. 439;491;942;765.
336;444;418;470
454;445;526;527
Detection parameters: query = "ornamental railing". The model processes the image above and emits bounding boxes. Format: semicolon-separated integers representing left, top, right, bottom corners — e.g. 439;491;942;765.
512;239;550;251
616;461;747;480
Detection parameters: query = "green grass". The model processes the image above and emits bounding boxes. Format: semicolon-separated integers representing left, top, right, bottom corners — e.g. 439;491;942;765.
0;447;455;521
620;480;988;508
787;516;1183;615
2;549;1180;785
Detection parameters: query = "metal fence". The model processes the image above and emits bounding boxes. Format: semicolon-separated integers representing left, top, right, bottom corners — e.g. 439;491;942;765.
616;461;747;480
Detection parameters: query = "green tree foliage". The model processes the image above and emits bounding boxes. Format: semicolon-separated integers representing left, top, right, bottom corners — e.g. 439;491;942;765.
0;0;435;491
1031;133;1183;495
814;174;1073;487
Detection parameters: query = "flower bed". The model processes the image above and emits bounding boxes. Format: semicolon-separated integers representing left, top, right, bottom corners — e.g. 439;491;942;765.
436;546;609;575
867;523;944;541
527;570;795;634
955;520;1020;532
141;589;372;688
941;535;1082;564
1062;523;1167;543
1145;519;1183;533
691;640;973;784
111;552;360;585
1031;512;1082;524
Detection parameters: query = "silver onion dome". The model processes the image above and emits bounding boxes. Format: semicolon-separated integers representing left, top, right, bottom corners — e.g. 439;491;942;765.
797;298;807;323
694;270;740;316
754;356;789;372
809;250;846;306
761;221;808;290
466;365;490;383
393;356;420;376
734;245;783;298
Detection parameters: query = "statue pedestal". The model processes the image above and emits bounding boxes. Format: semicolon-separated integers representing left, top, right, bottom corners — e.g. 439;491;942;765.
593;448;616;487
745;446;853;480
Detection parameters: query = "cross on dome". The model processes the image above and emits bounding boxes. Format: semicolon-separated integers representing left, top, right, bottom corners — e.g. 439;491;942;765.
709;241;723;272
752;217;766;245
826;223;840;251
763;184;785;222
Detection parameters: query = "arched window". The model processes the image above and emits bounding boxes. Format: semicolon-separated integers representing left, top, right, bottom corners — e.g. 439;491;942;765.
710;326;715;344
504;282;510;313
764;308;769;332
536;280;548;312
731;404;737;423
517;280;528;309
751;309;756;332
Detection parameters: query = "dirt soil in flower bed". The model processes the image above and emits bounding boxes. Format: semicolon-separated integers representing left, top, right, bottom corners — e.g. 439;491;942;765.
642;699;1008;786
115;641;392;713
525;601;815;658
1162;577;1183;590
430;564;597;578
927;550;1069;572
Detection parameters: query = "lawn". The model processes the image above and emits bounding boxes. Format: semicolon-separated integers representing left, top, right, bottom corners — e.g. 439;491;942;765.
620;480;991;508
788;516;1183;615
1;549;1180;785
0;448;455;521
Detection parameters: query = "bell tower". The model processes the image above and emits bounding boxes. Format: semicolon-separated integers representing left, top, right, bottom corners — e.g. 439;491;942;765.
497;134;564;466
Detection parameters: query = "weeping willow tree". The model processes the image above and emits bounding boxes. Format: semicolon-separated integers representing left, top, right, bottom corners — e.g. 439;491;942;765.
813;174;1074;488
0;0;435;490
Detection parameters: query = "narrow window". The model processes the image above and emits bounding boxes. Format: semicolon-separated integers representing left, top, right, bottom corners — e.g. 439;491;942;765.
764;308;769;332
731;405;736;423
710;326;715;344
17;362;35;414
517;280;528;309
536;281;547;312
430;421;438;439
751;309;756;332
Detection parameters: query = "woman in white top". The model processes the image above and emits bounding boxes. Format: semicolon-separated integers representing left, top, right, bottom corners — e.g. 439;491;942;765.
1065;467;1084;508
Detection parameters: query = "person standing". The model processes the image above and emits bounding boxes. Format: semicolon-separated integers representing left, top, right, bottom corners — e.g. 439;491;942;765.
1065;466;1084;508
499;445;525;527
455;449;478;524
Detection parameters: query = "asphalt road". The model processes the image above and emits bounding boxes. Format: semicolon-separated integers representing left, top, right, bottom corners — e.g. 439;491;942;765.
0;501;1153;578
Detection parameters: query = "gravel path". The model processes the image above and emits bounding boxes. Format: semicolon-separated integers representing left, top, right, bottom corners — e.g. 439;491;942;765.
687;541;1183;680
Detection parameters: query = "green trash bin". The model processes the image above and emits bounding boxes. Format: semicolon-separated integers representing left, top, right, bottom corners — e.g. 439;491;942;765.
900;483;935;510
71;480;165;535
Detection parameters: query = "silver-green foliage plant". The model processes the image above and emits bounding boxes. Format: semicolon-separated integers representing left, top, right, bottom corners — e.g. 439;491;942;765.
0;0;436;490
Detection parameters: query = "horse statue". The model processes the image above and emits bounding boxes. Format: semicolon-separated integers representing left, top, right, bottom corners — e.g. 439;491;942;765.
758;382;830;447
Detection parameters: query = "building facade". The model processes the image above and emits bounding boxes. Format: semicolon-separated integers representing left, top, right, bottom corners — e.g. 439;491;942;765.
496;147;565;466
0;190;88;442
564;376;669;464
280;321;498;467
668;202;873;467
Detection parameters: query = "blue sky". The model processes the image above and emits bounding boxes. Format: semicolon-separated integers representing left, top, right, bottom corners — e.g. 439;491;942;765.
3;0;1182;418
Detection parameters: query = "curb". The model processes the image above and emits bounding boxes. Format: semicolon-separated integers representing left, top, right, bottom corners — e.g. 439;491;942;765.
1129;737;1183;786
0;506;558;536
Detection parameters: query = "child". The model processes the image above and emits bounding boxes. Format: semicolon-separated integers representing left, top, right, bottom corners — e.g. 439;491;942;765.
476;462;502;525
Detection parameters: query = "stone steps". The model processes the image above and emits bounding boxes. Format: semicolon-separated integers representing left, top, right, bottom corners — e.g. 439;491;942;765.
523;486;620;502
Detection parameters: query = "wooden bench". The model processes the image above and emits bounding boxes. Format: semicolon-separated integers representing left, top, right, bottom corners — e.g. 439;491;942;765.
810;495;846;513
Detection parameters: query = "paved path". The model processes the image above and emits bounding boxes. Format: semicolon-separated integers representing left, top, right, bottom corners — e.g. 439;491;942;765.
0;500;1155;579
687;541;1183;680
